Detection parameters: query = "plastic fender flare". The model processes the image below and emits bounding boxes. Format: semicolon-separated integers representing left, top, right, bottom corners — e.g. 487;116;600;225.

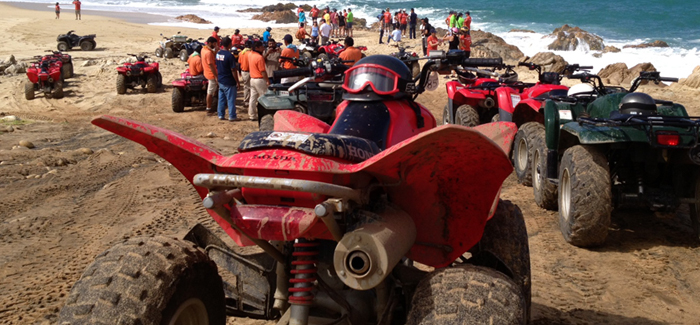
543;100;560;151
445;80;460;99
512;99;544;127
171;80;187;87
495;87;515;113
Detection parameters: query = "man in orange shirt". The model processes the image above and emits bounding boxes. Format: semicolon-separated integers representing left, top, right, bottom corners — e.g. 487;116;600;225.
248;41;269;120
201;37;219;114
72;0;81;20
212;26;221;47
383;8;392;33
338;37;362;67
239;41;252;103
465;11;472;31
187;45;204;76
279;34;300;83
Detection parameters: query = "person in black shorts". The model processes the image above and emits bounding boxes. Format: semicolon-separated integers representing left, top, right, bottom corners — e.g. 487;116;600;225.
338;10;346;37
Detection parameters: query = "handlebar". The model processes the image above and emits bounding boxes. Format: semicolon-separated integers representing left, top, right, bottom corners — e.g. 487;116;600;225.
273;67;313;79
461;58;503;68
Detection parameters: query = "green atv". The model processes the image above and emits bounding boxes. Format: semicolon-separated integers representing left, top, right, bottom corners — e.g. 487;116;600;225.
530;71;700;247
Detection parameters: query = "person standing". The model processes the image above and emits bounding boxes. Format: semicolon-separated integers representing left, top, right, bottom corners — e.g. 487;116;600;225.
456;12;464;29
330;9;338;38
247;41;269;121
346;8;354;37
408;8;417;39
399;9;408;37
338;10;346;37
279;34;299;83
323;8;330;27
338;37;362;66
443;28;460;50
212;26;221;47
311;5;319;24
383;8;392;33
310;21;319;43
201;37;219;115
378;10;385;44
239;41;252;105
232;29;244;48
449;11;457;29
298;7;306;28
427;30;439;52
216;37;241;121
72;0;81;20
459;27;472;57
55;2;60;19
319;19;331;44
263;38;280;84
465;11;472;31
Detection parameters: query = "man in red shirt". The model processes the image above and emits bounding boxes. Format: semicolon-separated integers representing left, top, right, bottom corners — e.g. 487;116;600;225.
247;41;268;120
311;5;319;24
465;11;472;31
338;37;362;67
383;8;392;33
232;29;244;49
427;30;439;52
459;28;472;57
212;26;221;47
399;10;408;37
201;37;219;114
72;0;81;20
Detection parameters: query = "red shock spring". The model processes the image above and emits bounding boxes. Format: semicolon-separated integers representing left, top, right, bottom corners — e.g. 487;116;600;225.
288;240;319;305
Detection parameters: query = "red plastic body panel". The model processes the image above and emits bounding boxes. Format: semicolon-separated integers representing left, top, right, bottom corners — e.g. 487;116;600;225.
512;99;546;127
92;116;514;268
273;110;331;133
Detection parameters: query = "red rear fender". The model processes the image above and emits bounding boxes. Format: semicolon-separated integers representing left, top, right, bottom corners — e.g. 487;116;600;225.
172;80;187;87
495;87;520;114
513;99;545;127
273;110;330;133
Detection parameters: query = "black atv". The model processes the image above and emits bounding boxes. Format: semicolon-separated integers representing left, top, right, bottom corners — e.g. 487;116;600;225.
390;45;421;79
57;30;97;51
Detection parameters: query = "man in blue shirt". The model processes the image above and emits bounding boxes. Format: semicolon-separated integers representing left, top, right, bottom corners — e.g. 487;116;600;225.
216;37;241;121
263;27;272;43
409;8;418;39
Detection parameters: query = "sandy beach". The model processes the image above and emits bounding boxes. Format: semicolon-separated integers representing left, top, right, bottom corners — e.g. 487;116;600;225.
1;3;700;325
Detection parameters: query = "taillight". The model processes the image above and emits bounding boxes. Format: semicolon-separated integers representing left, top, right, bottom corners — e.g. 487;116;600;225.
657;131;679;146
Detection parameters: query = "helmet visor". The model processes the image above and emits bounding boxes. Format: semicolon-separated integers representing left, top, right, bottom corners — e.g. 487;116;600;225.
343;64;400;95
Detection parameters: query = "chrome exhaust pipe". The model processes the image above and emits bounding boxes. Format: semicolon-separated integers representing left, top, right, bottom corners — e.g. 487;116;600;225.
334;206;416;290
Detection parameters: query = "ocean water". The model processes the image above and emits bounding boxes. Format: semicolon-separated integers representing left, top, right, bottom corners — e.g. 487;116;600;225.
9;0;700;78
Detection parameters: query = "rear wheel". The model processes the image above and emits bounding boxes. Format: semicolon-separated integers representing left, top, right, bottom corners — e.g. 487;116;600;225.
454;104;479;127
51;81;64;99
411;61;420;79
302;51;313;60
146;74;158;93
532;132;558;210
155;47;164;58
80;40;94;51
56;236;226;325
259;114;274;131
165;47;174;59
57;41;69;52
317;53;329;61
116;74;127;94
172;88;185;112
406;265;526;325
559;145;611;247
513;122;543;187
24;81;35;100
180;49;189;61
61;62;74;79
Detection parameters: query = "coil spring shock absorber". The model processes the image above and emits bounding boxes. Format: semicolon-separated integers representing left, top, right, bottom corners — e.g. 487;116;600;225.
288;239;319;324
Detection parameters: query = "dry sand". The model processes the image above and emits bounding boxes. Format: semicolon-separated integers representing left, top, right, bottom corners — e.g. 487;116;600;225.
1;3;699;324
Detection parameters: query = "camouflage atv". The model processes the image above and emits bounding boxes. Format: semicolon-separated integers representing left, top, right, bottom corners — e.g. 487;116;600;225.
531;71;700;247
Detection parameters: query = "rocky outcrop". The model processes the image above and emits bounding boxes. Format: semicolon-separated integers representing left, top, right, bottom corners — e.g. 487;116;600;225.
603;46;621;53
175;14;212;24
353;18;368;30
680;66;700;89
528;52;568;73
470;30;525;63
509;29;535;33
241;3;311;13
623;40;670;49
546;24;604;51
252;10;298;23
598;62;656;86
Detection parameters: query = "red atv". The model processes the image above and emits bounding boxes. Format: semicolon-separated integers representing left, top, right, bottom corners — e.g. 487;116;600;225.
442;56;522;127
317;38;367;60
115;53;162;94
24;56;64;100
43;50;74;79
506;63;591;186
171;68;216;112
58;53;531;325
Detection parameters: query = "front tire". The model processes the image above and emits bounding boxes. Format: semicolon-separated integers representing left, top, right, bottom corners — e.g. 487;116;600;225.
180;49;188;62
57;236;226;325
24;81;35;100
407;265;526;325
301;51;313;60
411;61;420;79
51;81;64;99
116;74;127;94
454;104;479;127
532;133;558;210
80;40;95;51
165;47;174;59
558;145;611;247
172;88;185;112
57;41;69;52
155;47;164;58
61;62;73;79
513;122;543;187
146;74;158;93
259;114;274;131
317;53;329;61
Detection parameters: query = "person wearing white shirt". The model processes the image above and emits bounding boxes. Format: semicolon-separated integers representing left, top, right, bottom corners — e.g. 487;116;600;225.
319;19;332;44
388;25;402;45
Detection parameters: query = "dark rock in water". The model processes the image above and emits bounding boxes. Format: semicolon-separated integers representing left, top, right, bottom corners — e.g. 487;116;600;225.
240;3;311;13
238;8;262;12
603;45;621;53
547;24;604;51
623;40;670;49
175;14;212;24
252;10;298;23
470;30;525;63
509;29;535;33
598;62;656;86
680;66;700;89
528;52;568;73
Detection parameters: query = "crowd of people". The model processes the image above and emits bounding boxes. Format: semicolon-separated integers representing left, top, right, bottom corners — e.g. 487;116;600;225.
296;5;356;39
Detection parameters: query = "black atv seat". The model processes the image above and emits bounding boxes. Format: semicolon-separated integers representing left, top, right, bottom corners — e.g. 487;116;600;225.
238;131;381;163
